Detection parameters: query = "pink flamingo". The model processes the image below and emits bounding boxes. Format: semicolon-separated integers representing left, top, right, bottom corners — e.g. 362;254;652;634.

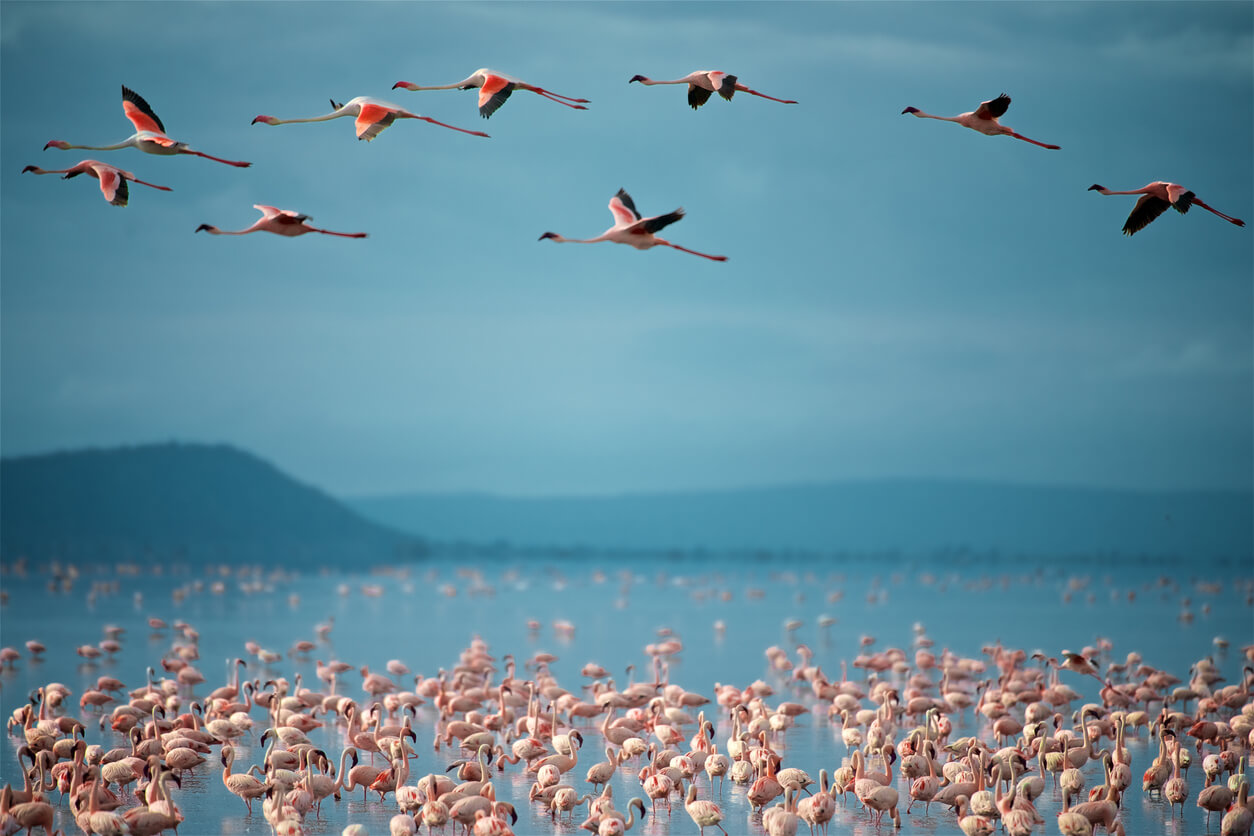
45;86;251;167
251;97;489;141
629;71;797;109
393;69;589;118
901;93;1059;149
539;189;727;262
21;160;170;206
195;205;366;239
1088;182;1245;236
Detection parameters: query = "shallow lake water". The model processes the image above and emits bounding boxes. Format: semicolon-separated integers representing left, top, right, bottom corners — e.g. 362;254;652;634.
1;552;1251;835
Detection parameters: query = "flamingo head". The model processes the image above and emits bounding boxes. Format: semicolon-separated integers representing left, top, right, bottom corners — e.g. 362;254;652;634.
393;81;417;91
1087;184;1105;192
628;75;648;84
901;107;920;115
194;224;215;233
538;232;559;241
250;115;278;126
21;166;38;173
43;140;70;150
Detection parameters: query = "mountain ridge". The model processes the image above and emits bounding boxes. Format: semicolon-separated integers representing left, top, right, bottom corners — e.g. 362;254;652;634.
350;479;1253;558
1;442;413;562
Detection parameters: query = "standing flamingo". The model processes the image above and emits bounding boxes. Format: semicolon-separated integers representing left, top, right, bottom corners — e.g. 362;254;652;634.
195;205;367;239
901;93;1060;149
44;86;251;167
538;189;727;262
628;71;797;109
684;782;728;835
393;70;589;118
251;97;489;141
21;160;171;206
1087;183;1245;235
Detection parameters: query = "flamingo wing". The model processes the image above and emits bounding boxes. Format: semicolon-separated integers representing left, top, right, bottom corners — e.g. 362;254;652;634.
139;132;178;148
609;190;642;227
975;94;1011;120
478;75;515;119
122;86;167;134
1166;185;1195;213
94;165;128;206
688;85;714;109
1123;194;1170;235
638;209;684;235
355;104;397;141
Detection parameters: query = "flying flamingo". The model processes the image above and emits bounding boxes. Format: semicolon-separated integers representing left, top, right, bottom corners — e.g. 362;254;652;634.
251;97;488;141
901;93;1060;149
392;69;589;119
21;160;171;206
538;189;727;262
195;205;367;239
1087;182;1245;236
628;71;797;110
44;86;251;167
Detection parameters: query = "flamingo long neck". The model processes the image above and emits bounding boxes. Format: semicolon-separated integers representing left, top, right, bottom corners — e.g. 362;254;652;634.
640;78;689;86
64;139;134;152
405;83;466;91
273;110;348;126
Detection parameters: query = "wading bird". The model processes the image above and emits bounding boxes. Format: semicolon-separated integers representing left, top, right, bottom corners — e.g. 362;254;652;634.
44;86;251;167
393;69;589;119
1087;182;1245;236
628;71;797;110
21;160;170;206
251;97;488;141
901;93;1059;149
195;205;367;239
538;189;727;262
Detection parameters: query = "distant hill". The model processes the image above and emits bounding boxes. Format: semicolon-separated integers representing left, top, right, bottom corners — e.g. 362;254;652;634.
350;481;1253;559
1;443;415;562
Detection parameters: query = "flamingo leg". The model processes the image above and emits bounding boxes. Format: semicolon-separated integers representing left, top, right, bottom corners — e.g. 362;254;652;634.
414;116;489;138
735;85;798;104
661;242;728;262
184;150;252;167
530;91;588;109
130;178;173;191
310;228;368;239
1007;131;1060;150
528;87;590;104
1192;198;1246;226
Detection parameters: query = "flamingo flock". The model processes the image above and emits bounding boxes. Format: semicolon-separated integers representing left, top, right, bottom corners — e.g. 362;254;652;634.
23;75;1244;252
1;561;1252;836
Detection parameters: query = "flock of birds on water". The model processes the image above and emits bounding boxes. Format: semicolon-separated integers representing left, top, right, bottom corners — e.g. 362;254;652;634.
1;562;1253;836
19;68;1247;255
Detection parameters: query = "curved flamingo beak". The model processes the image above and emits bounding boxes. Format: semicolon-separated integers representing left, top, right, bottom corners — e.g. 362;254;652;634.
628;75;647;84
43;140;65;150
393;81;415;91
538;232;558;241
22;166;37;173
901;107;919;115
1087;184;1104;191
250;115;273;126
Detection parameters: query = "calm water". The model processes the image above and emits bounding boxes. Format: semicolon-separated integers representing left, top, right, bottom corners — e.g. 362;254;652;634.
1;553;1251;835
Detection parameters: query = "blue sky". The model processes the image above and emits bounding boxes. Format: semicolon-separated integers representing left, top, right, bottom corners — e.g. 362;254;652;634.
2;2;1251;497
